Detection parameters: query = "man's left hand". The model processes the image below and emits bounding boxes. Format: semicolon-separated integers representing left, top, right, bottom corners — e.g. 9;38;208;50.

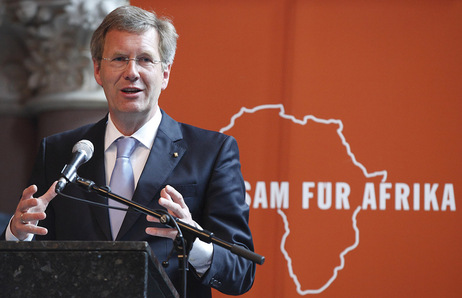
145;185;196;239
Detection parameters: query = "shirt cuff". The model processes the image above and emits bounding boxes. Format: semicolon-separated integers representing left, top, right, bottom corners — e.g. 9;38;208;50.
5;216;34;241
188;223;213;276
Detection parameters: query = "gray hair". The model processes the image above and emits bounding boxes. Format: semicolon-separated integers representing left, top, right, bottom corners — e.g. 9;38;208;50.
90;5;178;70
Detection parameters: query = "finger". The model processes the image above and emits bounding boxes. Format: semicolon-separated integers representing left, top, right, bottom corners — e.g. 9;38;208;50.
159;187;180;214
160;187;172;201
28;182;58;214
18;183;56;214
11;214;48;240
145;227;178;240
159;185;190;217
42;181;58;204
20;211;46;224
20;185;38;202
158;197;184;216
146;215;160;223
15;187;40;222
164;185;187;208
23;224;48;236
18;197;40;213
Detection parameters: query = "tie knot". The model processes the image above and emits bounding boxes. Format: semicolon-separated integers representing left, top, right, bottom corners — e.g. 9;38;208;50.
115;137;137;158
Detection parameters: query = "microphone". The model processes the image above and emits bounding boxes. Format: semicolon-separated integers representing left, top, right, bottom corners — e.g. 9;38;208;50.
55;140;94;193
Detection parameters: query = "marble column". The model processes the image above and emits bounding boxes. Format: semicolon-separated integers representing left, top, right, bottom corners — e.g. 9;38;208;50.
0;0;128;214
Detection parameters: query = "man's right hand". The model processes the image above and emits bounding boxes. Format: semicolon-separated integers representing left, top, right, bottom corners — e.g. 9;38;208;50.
10;182;57;240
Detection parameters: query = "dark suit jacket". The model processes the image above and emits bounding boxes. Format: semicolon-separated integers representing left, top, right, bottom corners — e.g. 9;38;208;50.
5;110;255;297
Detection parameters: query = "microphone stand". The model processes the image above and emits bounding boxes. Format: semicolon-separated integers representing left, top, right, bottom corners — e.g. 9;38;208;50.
75;177;265;298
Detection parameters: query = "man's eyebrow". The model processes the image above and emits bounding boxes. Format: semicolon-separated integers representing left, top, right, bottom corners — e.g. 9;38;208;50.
114;50;129;55
137;51;156;57
107;51;156;58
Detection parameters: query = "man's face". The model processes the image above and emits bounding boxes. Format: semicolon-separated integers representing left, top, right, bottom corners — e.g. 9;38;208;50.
93;29;171;125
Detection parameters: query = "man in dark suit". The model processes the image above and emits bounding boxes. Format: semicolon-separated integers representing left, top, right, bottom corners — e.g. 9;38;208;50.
2;5;255;297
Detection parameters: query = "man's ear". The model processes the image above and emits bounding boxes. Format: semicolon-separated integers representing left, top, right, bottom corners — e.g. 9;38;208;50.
161;64;172;90
93;58;103;87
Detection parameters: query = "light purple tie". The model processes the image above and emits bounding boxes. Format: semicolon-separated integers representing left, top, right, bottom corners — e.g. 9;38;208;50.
109;137;138;240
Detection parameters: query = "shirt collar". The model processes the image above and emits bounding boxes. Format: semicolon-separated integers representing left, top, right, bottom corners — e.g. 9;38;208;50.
105;107;162;151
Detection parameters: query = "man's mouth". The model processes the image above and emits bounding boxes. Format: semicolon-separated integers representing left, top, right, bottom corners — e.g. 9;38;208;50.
121;88;142;94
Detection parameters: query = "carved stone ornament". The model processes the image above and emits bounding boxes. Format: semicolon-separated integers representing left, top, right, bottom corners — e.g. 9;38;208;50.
0;0;128;113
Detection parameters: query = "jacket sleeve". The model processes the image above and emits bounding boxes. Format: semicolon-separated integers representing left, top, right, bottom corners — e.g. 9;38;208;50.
197;135;256;295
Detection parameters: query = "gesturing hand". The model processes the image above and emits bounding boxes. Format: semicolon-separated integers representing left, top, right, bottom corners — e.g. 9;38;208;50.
10;182;58;240
145;185;196;240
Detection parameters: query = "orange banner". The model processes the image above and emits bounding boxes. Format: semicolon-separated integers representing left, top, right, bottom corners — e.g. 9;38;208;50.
135;1;461;297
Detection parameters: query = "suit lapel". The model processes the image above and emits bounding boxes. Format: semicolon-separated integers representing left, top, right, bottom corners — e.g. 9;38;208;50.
117;111;187;240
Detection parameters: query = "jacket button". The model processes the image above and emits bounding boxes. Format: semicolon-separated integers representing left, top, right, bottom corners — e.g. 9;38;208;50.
210;278;222;288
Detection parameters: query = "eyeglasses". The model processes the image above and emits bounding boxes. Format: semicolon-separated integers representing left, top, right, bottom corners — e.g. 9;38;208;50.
101;56;163;69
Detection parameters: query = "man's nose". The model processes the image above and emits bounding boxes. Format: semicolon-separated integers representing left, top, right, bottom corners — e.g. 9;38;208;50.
123;59;140;81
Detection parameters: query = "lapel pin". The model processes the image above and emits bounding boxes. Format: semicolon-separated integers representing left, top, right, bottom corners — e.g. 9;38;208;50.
173;152;179;158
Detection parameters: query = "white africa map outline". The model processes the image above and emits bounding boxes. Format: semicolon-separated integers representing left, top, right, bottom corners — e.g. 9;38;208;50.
220;104;388;295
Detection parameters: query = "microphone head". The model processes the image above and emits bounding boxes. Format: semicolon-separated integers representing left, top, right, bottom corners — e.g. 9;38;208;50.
72;140;94;162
